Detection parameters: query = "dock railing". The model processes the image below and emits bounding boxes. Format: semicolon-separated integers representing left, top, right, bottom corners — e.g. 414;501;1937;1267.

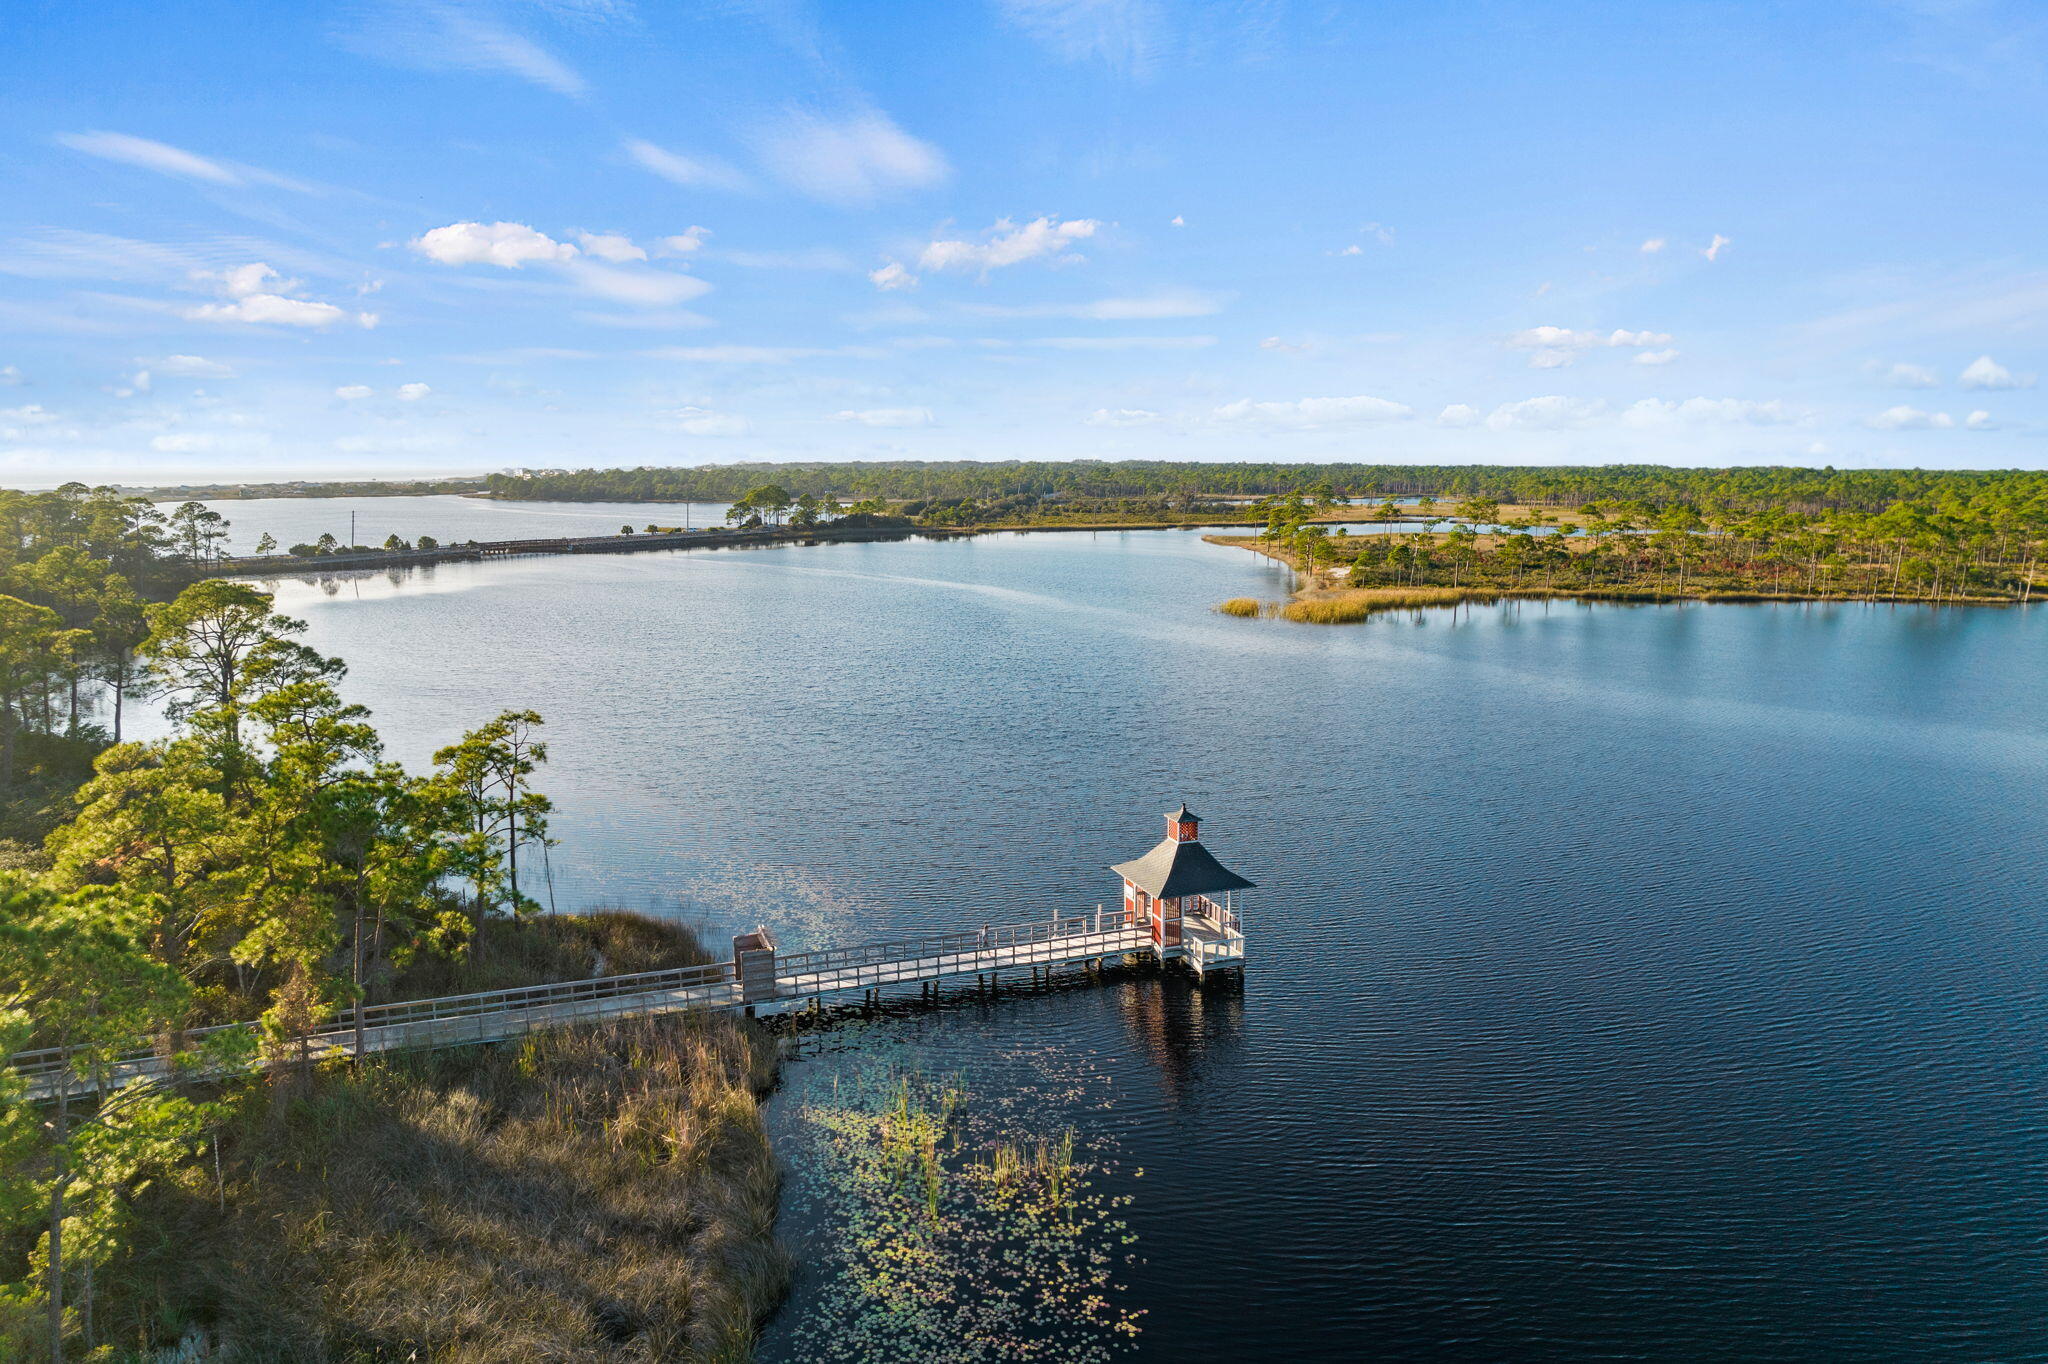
8;907;1184;1099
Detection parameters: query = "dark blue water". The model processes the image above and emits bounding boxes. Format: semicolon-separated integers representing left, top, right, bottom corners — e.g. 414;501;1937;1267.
247;521;2048;1361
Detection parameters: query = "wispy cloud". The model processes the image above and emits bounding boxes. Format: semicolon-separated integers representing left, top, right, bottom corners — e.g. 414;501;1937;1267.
832;407;933;427
337;1;590;96
754;110;947;205
1212;394;1412;429
647;345;866;363
964;289;1220;319
56;132;239;184
1026;334;1213;350
997;0;1166;77
622;139;751;192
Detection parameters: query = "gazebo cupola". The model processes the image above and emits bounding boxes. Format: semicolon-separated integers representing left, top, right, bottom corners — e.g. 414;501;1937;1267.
1110;803;1254;972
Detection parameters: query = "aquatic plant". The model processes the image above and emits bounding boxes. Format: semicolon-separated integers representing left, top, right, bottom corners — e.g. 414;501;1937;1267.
791;1070;1144;1362
1214;597;1263;617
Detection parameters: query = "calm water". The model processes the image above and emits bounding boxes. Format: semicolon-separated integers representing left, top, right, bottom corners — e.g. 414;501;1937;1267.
217;511;2048;1361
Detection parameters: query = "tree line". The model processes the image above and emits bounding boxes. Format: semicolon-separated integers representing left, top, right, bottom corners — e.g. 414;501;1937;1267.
2;483;560;1359
487;459;2048;516
1249;490;2048;602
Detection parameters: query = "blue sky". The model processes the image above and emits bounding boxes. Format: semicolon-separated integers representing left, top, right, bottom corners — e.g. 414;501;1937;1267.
5;0;2048;483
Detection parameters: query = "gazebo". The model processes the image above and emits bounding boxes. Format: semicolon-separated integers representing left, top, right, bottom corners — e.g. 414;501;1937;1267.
1111;804;1253;972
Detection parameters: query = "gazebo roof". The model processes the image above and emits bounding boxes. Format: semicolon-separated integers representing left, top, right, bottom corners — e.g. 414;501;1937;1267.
1111;836;1255;899
1166;803;1202;823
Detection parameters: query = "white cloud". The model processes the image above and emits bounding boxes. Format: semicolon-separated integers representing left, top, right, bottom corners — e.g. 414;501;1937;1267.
1170;214;1185;227
563;260;711;307
1484;396;1608;431
1881;361;1940;388
669;406;749;436
1508;326;1672;368
1337;245;1363;257
335;384;374;399
832;407;933;427
624;139;750;192
1966;409;1996;430
1703;233;1732;262
1621;397;1803;427
1633;349;1680;366
186;263;376;328
1259;336;1309;353
1960;354;2033;389
1640;237;1666;254
156;354;235;378
575;231;646;264
755;111;947;205
397;382;431;401
919;217;1100;274
1087;408;1163;427
189;295;368;328
56;131;239;184
1869;405;1955;430
1212;394;1412;429
1437;404;1481;427
150;433;215;452
870;261;918;291
412;221;578;268
660;227;712;255
0;404;57;424
0;366;19;386
119;370;151;396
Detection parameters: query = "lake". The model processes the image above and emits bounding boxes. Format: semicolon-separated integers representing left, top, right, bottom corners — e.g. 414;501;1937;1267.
215;506;2048;1361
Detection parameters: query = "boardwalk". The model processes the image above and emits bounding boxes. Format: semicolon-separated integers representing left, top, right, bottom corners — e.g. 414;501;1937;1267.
13;908;1242;1102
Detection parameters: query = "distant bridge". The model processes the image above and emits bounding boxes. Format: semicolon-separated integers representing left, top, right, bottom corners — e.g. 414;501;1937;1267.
12;908;1243;1101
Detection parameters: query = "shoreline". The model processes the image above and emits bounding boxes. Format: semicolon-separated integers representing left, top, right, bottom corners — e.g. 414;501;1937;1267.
1206;534;2038;616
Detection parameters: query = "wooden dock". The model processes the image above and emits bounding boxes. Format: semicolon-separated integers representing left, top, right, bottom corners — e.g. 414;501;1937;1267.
11;908;1243;1102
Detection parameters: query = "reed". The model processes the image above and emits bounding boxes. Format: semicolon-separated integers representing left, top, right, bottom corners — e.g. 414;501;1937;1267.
1280;585;1479;623
1215;597;1264;617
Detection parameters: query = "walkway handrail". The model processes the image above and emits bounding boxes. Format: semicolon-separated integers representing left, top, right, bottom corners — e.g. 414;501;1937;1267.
6;910;1163;1087
7;958;740;1085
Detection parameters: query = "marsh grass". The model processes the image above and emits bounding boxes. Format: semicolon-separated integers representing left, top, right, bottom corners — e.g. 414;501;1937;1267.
1215;597;1264;617
93;917;788;1363
1280;585;1485;623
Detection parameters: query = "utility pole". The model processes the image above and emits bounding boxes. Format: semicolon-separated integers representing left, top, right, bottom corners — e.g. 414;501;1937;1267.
349;510;356;547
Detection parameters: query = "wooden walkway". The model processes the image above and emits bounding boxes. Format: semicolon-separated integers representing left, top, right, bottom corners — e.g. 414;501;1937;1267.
13;910;1240;1101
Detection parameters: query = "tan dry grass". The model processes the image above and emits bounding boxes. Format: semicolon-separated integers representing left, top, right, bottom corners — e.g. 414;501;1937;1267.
1214;597;1264;617
100;932;786;1362
1280;585;1482;623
